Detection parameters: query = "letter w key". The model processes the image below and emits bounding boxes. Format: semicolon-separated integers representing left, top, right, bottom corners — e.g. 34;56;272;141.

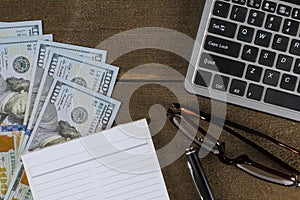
255;30;272;47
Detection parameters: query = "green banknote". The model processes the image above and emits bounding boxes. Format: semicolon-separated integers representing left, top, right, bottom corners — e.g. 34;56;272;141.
0;133;16;200
27;77;120;151
0;20;42;37
0;35;52;127
4;165;32;200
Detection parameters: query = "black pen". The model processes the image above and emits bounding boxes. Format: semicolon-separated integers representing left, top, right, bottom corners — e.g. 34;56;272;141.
186;147;215;200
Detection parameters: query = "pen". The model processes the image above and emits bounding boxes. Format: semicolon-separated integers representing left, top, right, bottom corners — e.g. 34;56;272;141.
186;147;215;200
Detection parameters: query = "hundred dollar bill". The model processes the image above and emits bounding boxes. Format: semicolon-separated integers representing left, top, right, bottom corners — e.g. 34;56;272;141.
0;133;16;200
4;165;32;200
26;77;120;151
0;20;42;37
23;40;107;128
1;127;21;157
0;34;53;127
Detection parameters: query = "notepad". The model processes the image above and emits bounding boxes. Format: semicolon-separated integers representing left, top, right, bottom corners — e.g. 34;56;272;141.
21;119;170;200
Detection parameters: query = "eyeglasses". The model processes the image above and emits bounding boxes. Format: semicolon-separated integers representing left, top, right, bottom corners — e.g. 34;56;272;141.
167;103;300;187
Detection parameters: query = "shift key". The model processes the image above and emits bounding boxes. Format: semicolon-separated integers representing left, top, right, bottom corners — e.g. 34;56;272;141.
204;35;241;58
199;53;245;77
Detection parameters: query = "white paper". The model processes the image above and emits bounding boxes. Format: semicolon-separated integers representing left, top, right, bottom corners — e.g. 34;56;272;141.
21;119;170;200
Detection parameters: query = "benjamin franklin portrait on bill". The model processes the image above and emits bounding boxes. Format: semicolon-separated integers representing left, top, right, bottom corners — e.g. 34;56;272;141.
0;74;29;125
29;102;80;151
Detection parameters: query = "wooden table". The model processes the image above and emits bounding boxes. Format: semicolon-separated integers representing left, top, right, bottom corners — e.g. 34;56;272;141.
2;0;299;199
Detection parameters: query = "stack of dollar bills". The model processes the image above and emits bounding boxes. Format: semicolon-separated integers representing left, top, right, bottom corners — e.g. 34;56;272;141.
0;20;121;200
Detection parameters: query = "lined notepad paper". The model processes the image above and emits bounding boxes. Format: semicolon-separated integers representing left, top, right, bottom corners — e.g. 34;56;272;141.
22;119;170;200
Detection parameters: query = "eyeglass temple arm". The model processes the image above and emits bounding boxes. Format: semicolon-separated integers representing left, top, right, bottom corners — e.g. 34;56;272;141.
235;154;299;187
224;120;300;156
217;152;296;183
221;123;300;176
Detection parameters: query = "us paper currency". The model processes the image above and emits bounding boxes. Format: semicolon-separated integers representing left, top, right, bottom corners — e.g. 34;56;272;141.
26;77;120;151
1;127;21;156
4;165;32;200
0;35;53;127
0;133;16;200
7;78;120;200
0;20;42;37
23;40;107;128
20;41;107;152
26;48;117;134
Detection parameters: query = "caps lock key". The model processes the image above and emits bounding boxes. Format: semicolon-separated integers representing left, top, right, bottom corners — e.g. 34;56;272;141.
204;35;241;58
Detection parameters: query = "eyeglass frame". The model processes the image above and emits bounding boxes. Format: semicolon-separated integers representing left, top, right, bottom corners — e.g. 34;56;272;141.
167;103;300;187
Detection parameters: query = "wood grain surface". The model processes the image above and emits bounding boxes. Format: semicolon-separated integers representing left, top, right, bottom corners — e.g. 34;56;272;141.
1;0;299;199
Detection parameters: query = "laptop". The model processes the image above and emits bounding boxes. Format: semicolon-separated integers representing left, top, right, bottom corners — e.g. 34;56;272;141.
185;0;300;121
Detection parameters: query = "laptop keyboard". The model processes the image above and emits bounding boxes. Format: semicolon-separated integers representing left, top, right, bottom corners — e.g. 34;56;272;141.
185;0;300;121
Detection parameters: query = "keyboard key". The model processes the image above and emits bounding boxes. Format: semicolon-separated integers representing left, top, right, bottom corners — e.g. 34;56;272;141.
229;79;247;96
254;30;272;47
232;0;246;5
199;53;245;77
282;19;299;36
194;70;212;87
230;5;248;22
262;1;277;13
265;14;282;31
204;35;241;58
245;65;263;82
212;75;230;92
272;34;289;52
259;50;276;67
276;54;293;71
208;18;237;38
263;69;280;86
294;59;300;74
280;74;297;91
290;39;300;56
247;84;264;101
242;45;259;62
213;1;230;18
237;25;254;43
247;0;262;9
292;8;300;20
277;4;292;17
248;10;265;27
265;89;300;112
